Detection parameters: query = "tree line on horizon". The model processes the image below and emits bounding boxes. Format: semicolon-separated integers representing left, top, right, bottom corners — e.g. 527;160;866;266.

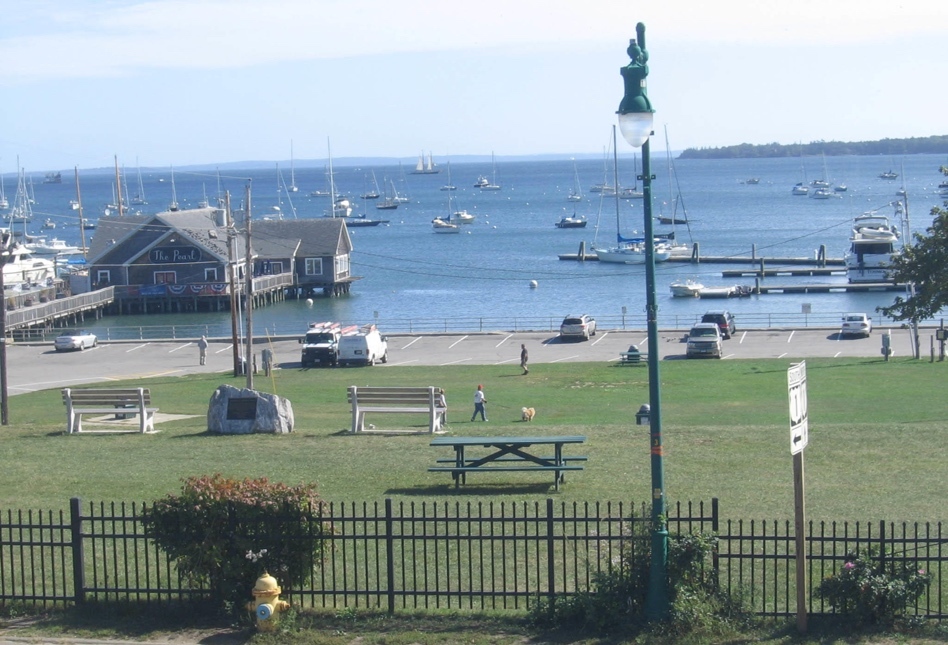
678;135;948;159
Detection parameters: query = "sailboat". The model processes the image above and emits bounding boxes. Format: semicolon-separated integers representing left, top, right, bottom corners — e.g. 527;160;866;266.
440;162;457;191
566;159;582;202
0;170;7;209
375;178;399;210
432;192;461;233
593;127;671;265
360;171;381;199
131;161;147;205
168;166;179;211
790;154;810;195
618;153;644;199
657;125;696;259
411;151;440;174
288;140;299;192
480;152;501;191
7;166;33;225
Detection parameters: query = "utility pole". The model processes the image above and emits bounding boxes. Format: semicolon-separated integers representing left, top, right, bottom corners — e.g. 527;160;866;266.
225;192;242;377
244;181;254;390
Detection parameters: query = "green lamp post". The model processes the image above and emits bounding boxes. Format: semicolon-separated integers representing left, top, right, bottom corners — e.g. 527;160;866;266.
617;21;668;622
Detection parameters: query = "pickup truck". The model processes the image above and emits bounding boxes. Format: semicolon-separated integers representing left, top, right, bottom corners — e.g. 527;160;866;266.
300;322;357;367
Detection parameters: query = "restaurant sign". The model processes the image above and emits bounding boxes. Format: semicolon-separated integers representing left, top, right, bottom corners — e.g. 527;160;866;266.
149;247;202;263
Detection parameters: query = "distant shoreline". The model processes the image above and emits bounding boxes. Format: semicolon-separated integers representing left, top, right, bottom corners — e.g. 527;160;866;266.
679;134;948;160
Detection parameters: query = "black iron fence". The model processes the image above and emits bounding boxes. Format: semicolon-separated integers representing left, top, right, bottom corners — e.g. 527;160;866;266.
1;497;945;619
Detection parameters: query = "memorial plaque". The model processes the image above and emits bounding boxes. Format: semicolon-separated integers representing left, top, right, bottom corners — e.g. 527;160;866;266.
226;398;258;421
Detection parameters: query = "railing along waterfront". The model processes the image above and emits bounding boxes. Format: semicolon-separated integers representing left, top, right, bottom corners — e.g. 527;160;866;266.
4;288;114;332
21;311;942;343
1;498;945;619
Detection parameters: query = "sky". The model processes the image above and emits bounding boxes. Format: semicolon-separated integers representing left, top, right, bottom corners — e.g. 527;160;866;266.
2;0;946;172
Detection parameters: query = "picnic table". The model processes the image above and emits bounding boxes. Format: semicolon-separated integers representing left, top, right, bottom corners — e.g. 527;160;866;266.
429;435;586;490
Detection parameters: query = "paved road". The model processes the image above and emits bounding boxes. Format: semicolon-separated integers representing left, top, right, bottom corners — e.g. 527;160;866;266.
6;325;918;395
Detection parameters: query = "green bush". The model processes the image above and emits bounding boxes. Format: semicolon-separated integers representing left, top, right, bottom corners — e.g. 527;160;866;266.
141;474;332;611
529;524;745;635
816;549;932;626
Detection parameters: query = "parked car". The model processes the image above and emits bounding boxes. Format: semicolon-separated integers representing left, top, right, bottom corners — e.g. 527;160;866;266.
559;314;597;341
686;323;723;359
701;310;736;339
841;313;872;337
54;330;98;352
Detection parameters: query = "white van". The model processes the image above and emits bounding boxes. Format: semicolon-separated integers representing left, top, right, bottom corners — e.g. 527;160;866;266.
337;327;388;366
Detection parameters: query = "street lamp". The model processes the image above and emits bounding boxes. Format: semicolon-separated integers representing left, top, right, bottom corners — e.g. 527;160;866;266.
617;21;668;622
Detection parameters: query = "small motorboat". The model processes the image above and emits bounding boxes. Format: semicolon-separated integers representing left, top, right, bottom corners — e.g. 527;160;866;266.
669;278;703;298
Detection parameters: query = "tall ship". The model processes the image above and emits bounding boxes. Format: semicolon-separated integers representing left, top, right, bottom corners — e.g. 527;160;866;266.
845;208;901;283
410;151;440;174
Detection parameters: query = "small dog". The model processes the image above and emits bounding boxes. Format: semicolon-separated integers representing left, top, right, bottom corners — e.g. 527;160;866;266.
521;407;536;422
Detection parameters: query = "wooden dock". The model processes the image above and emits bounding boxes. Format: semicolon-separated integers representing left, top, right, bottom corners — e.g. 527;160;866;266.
558;241;845;267
754;282;906;294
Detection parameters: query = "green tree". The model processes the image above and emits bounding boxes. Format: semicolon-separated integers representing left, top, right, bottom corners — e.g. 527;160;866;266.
879;199;948;322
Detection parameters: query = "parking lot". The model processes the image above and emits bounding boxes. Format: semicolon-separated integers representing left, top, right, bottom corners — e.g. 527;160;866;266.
6;325;921;395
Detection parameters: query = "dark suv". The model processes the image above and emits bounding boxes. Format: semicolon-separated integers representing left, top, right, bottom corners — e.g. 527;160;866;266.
701;310;736;339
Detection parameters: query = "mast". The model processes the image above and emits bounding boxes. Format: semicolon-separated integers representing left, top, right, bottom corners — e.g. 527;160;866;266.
612;126;621;242
114;155;124;217
74;167;87;255
289;140;298;192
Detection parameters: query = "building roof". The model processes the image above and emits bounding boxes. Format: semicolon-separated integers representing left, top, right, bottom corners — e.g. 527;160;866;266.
253;218;352;258
87;208;351;268
88;207;238;265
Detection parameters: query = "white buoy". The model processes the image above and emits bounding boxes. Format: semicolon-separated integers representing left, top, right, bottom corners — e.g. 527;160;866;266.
529;280;538;289
305;298;313;306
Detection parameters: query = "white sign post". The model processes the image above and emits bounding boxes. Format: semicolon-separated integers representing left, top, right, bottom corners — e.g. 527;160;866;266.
787;361;808;633
788;362;808;455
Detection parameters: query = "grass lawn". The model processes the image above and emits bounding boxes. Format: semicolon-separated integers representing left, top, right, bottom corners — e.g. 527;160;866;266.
1;356;945;523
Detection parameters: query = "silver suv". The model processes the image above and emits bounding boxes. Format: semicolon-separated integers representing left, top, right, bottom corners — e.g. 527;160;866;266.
686;323;723;358
560;314;597;341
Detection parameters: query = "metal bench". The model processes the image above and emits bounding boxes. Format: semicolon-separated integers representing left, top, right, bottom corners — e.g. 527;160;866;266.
61;387;158;434
346;385;446;434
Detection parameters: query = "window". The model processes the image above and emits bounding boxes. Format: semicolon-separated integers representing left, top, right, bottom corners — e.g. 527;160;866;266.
305;258;323;276
154;271;176;284
269;261;283;274
204;268;219;281
334;254;349;277
96;270;111;284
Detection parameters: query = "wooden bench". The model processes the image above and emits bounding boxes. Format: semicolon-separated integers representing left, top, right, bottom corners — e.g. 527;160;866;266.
61;387;159;434
347;385;446;434
619;347;648;365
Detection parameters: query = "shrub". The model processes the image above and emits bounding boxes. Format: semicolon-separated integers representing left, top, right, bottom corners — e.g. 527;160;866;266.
816;549;932;626
141;474;332;611
529;523;745;635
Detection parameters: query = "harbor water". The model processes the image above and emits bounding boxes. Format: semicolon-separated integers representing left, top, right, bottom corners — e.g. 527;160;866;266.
12;152;946;337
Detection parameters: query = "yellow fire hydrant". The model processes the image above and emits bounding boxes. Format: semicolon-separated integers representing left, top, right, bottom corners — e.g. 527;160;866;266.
247;572;290;631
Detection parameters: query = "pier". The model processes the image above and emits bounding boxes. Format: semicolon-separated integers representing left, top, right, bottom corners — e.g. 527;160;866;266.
4;288;114;338
558;241;844;267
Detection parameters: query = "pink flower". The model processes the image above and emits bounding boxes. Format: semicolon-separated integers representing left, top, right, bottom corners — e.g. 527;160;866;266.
844;562;855;569
918;569;926;575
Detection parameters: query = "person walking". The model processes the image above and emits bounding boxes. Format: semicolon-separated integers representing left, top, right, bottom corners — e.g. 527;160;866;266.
471;384;487;422
520;343;529;375
438;388;448;426
197;335;209;365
